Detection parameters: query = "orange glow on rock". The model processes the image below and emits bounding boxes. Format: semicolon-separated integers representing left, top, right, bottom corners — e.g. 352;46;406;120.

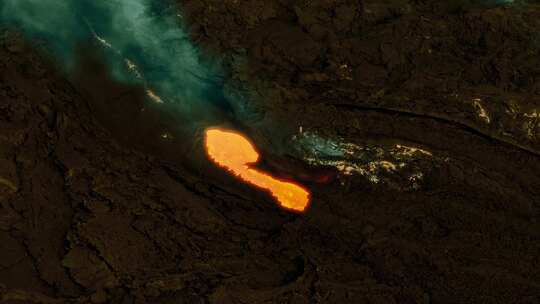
204;128;310;212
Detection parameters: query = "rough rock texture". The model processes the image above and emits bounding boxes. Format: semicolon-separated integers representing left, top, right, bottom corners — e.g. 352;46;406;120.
1;1;540;303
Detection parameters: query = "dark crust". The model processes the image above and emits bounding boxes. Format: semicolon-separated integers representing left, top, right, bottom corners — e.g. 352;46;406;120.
1;1;540;303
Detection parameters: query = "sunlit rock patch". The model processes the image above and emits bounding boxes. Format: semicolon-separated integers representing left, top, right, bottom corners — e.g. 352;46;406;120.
522;109;539;139
471;98;491;124
453;92;540;153
498;99;540;142
290;130;437;190
87;26;166;104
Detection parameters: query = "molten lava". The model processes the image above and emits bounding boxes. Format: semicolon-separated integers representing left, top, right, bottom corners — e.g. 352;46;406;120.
204;128;310;212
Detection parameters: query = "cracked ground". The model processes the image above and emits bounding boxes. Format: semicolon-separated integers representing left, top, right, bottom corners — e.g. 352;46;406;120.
1;0;540;303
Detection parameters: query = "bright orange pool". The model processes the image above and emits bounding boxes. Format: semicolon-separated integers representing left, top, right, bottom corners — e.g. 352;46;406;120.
204;128;310;212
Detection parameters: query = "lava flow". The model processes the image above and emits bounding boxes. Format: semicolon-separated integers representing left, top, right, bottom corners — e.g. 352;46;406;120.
204;128;310;212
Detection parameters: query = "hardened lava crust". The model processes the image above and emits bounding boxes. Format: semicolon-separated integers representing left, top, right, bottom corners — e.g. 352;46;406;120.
1;1;540;303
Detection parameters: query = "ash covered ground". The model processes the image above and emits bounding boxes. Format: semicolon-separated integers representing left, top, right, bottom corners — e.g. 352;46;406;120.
1;0;540;303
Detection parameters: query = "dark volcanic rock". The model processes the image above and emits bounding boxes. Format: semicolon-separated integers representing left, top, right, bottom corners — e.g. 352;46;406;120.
1;1;540;303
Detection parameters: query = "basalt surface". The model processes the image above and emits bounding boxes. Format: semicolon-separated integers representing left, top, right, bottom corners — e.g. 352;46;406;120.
1;1;540;303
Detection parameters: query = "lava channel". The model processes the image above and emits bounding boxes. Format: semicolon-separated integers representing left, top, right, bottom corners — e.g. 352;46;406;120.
204;128;310;212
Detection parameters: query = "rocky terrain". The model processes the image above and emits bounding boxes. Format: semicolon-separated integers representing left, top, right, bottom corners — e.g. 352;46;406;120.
1;0;540;303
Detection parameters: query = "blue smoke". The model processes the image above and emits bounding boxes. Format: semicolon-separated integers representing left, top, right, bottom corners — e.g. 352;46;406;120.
1;0;231;119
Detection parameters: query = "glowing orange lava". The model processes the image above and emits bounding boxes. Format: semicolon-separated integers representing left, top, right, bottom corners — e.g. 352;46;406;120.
204;128;310;212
